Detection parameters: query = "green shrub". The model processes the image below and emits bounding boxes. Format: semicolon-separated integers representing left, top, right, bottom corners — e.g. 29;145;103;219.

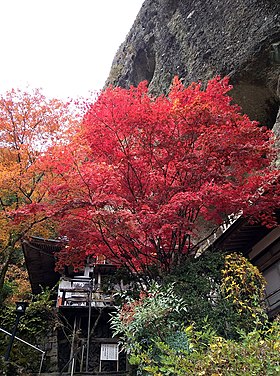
111;283;187;355
0;287;59;373
136;319;280;376
164;251;267;338
111;252;275;375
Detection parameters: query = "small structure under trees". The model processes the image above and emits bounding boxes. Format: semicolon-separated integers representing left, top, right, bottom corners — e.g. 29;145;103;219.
23;236;128;374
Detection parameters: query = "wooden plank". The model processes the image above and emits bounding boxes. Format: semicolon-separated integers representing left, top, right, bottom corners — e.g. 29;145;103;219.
91;338;119;343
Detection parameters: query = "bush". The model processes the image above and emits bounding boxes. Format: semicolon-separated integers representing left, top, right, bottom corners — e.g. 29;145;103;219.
110;283;187;355
164;251;267;338
0;288;59;373
110;252;275;375
136;319;280;376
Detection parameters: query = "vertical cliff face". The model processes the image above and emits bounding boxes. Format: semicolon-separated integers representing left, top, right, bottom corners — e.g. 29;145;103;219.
106;0;280;128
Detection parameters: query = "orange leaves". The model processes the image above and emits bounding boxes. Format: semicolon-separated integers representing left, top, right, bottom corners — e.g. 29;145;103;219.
0;88;79;260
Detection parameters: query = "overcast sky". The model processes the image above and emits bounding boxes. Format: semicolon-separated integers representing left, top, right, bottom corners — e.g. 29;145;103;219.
0;0;144;99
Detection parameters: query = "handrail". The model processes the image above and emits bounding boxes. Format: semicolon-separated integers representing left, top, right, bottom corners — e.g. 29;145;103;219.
0;327;45;375
57;280;117;307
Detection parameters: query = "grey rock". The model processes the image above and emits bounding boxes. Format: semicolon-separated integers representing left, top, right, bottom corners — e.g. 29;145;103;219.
106;0;280;128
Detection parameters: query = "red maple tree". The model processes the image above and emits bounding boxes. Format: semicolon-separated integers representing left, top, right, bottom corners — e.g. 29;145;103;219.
25;77;280;277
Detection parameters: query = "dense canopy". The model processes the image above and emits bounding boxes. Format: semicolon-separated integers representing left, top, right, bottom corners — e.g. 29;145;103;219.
16;77;280;276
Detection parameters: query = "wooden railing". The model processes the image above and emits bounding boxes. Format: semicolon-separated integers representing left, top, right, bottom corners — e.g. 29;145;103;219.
57;278;116;308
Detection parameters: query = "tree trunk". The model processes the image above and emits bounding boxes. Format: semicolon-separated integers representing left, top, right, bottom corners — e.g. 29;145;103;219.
0;246;13;301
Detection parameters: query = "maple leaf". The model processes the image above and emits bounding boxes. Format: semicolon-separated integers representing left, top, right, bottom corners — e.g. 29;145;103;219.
23;78;280;278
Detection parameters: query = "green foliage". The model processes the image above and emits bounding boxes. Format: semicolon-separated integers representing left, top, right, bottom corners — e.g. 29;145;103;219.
0;358;28;376
0;281;14;303
111;252;274;375
20;287;58;339
133;320;280;376
111;283;187;355
164;251;267;338
0;287;59;373
164;251;226;333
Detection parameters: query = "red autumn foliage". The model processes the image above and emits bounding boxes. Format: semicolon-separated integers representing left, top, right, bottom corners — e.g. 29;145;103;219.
24;77;280;276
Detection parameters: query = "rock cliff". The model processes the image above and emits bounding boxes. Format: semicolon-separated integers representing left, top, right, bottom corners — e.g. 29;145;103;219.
106;0;280;128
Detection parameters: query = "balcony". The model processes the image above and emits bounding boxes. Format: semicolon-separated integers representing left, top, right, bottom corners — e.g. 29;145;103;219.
57;276;119;308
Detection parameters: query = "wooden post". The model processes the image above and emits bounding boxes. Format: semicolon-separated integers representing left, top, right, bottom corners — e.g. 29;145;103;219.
86;279;93;372
68;316;77;373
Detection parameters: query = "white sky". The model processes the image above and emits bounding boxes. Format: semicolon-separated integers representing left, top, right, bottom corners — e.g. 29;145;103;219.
0;0;144;99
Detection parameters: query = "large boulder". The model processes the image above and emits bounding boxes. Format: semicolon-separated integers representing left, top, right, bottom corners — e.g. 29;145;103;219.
106;0;280;128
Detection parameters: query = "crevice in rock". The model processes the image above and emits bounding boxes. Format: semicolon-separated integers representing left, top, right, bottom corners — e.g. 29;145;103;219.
131;37;156;86
231;81;279;128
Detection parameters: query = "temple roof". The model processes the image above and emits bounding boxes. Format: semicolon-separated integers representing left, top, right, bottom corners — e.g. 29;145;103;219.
212;218;270;256
22;236;63;294
22;236;118;294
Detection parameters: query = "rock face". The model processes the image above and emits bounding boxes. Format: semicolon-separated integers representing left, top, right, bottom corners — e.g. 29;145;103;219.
106;0;280;128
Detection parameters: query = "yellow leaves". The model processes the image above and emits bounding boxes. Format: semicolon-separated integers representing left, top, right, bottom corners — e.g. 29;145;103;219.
0;219;11;244
5;264;31;303
222;275;230;282
273;341;279;350
221;252;267;320
172;98;180;109
210;336;227;353
185;325;193;333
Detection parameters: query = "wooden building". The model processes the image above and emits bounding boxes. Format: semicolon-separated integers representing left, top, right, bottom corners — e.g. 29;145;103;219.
23;237;128;375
